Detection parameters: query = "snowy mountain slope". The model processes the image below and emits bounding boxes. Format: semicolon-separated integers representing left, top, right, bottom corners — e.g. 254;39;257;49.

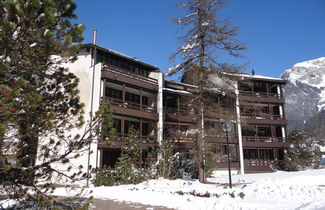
281;57;325;131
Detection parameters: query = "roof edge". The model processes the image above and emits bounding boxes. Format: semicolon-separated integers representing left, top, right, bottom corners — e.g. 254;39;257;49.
82;43;160;71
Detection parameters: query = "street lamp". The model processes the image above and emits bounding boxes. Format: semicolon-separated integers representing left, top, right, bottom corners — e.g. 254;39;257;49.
222;122;232;188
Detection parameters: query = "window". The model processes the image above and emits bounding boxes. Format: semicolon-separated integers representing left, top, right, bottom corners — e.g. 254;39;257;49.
270;85;278;94
242;126;256;136
102;149;121;168
273;105;280;115
257;127;271;137
125;92;140;104
142;122;149;136
142;96;148;105
106;88;122;99
164;94;178;109
125;120;139;134
244;149;258;159
113;119;121;133
259;149;274;160
238;81;252;92
253;82;267;93
275;126;282;137
221;144;238;161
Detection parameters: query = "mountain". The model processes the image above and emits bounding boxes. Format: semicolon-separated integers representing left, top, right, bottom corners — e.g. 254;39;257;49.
281;57;325;132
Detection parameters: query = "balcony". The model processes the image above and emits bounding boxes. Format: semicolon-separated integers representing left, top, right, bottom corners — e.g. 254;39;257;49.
105;97;158;120
241;113;287;125
243;136;286;143
239;91;285;103
164;108;196;123
106;97;156;113
101;68;158;91
242;136;288;147
100;133;157;149
244;159;275;172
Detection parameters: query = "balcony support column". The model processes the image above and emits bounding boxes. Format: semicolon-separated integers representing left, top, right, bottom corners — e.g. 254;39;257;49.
102;79;106;102
279;104;284;117
157;73;164;160
98;149;103;168
281;126;286;139
235;82;245;174
277;84;281;98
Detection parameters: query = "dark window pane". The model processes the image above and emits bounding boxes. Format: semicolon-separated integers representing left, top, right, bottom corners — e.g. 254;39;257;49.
142;96;148;105
257;127;271;137
142;123;148;136
125;120;139;133
107;88;122;99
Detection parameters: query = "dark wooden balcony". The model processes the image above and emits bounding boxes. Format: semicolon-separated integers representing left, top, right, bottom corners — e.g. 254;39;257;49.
216;161;240;169
241;113;287;125
205;135;238;144
105;97;158;120
239;91;285;103
243;136;286;143
102;68;158;91
99;133;158;149
164;108;196;123
243;136;288;147
244;159;275;173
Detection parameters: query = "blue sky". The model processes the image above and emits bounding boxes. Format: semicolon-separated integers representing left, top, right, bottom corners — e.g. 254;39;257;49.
74;0;325;79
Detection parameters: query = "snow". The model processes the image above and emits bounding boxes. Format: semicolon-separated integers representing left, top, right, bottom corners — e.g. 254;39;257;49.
320;145;325;153
229;73;285;82
293;57;325;69
181;43;199;51
52;169;325;210
163;88;191;95
167;64;182;76
44;29;50;36
282;57;325;111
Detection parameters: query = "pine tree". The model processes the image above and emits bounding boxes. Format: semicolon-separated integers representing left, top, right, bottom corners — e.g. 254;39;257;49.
284;129;322;171
168;0;244;183
0;0;111;207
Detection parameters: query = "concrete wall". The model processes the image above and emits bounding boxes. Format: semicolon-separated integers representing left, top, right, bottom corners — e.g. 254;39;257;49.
35;48;101;186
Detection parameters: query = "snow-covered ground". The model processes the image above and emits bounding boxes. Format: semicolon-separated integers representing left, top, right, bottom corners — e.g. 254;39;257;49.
52;169;325;210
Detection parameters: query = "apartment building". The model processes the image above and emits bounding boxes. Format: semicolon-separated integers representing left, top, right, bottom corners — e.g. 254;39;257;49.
50;44;288;177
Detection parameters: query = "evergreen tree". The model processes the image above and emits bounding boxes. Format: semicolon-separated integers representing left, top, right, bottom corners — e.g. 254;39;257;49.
284;129;322;171
168;0;244;182
0;0;111;207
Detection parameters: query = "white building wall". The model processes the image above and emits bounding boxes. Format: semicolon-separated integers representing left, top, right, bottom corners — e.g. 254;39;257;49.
35;48;102;186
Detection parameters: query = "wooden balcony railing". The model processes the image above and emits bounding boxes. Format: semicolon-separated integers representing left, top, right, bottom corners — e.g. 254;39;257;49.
102;66;158;85
243;136;286;143
104;133;157;144
239;91;282;98
244;159;274;167
241;113;285;120
105;97;157;113
164;108;195;116
169;137;196;143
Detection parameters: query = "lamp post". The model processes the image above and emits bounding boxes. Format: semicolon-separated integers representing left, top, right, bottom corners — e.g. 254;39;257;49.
222;122;232;188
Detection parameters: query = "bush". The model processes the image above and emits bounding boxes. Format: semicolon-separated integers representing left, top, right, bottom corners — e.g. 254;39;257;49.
157;142;216;180
93;129;156;186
